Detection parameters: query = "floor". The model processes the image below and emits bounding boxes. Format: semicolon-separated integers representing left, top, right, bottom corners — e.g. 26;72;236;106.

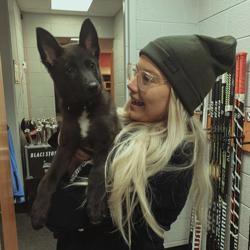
1;213;191;250
0;213;57;250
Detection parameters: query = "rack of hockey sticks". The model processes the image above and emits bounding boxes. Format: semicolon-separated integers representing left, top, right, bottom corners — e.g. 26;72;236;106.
207;75;224;250
189;80;221;250
206;71;235;250
190;52;248;250
229;52;248;250
206;52;247;250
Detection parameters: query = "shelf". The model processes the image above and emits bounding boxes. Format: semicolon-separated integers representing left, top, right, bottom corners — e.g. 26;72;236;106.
101;67;111;75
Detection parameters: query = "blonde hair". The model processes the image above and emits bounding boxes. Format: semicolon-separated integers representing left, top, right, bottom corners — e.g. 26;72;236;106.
105;90;212;246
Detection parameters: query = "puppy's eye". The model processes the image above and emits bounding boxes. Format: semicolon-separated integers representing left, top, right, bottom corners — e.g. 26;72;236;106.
66;66;76;74
90;62;95;69
85;61;96;70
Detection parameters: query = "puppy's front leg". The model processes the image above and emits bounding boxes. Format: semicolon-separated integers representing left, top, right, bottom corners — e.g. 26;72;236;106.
87;156;108;224
31;146;74;229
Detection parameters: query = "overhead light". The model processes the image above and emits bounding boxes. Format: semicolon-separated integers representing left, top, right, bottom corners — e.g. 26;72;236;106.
70;38;79;41
51;0;93;12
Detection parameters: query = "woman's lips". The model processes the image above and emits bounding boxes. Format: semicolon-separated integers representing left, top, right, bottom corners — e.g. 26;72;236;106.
131;98;144;106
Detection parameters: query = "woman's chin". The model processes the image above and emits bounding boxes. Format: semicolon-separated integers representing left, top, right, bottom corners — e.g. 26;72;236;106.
128;102;147;122
128;109;144;122
128;110;137;121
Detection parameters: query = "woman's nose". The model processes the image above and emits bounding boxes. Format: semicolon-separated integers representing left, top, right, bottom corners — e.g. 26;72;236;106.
127;77;138;93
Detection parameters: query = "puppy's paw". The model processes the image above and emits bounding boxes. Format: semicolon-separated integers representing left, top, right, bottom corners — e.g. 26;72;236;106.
87;195;107;224
30;199;50;230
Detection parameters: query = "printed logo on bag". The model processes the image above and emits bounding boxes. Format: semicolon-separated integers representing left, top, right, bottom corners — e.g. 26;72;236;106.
30;151;56;158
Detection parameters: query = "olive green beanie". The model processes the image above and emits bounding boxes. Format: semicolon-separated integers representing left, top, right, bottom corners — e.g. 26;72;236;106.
140;35;237;115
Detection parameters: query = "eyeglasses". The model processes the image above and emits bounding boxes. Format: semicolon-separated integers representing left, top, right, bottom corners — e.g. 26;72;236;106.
128;64;168;91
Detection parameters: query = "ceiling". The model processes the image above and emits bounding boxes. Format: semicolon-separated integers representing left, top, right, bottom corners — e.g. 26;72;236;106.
16;0;123;17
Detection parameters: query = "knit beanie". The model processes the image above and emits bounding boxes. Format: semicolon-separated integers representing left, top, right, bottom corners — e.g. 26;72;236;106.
140;35;237;115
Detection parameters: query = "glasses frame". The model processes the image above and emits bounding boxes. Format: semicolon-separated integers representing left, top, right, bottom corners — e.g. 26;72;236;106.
128;63;169;91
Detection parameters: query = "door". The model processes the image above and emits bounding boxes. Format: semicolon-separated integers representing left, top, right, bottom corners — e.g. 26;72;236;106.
0;55;19;250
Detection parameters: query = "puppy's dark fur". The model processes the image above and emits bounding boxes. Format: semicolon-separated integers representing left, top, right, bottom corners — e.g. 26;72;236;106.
31;19;120;229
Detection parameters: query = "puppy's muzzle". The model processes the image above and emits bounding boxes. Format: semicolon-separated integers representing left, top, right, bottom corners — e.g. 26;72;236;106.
88;81;99;92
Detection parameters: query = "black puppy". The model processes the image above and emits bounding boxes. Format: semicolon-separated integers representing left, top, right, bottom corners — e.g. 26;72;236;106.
31;19;120;229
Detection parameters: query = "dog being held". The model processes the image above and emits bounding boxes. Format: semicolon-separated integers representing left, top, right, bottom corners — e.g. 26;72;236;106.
31;18;120;229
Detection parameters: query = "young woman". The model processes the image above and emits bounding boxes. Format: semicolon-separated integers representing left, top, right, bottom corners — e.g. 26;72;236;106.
46;34;236;250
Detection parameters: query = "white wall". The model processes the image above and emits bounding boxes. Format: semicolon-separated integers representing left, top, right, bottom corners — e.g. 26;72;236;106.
8;0;29;122
125;0;198;247
198;0;250;249
22;13;114;118
130;0;198;61
125;0;198;99
113;8;125;107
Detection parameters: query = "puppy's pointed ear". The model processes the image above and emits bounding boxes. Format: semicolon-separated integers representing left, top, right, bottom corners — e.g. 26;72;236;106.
79;18;100;59
36;28;62;68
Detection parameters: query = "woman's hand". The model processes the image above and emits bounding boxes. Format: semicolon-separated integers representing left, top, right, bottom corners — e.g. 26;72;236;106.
74;149;91;161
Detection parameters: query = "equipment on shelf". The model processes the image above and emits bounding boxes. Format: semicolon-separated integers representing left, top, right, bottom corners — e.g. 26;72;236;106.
21;117;58;145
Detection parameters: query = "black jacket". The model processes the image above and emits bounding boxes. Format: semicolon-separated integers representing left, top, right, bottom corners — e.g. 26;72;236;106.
46;143;193;250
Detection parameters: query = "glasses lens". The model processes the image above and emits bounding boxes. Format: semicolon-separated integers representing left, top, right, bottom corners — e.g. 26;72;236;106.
128;64;137;81
142;71;153;87
137;72;145;90
128;64;163;91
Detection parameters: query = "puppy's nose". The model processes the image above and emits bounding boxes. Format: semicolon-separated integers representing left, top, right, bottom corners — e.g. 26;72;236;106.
88;81;98;91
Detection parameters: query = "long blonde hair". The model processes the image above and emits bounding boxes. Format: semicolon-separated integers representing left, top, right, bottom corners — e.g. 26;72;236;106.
105;90;212;246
